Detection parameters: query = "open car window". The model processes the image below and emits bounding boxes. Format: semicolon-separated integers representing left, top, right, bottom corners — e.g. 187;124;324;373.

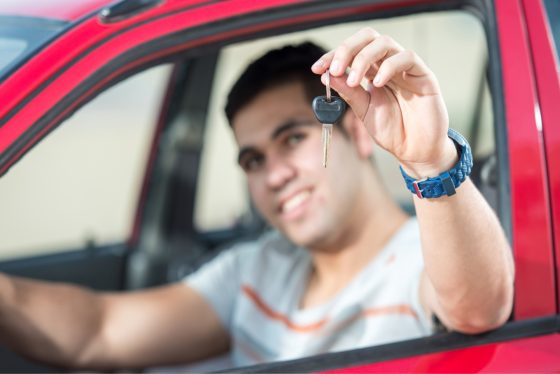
194;10;494;232
0;64;172;260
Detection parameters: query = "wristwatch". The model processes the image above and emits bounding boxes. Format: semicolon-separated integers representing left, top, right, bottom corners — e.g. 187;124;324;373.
400;128;473;199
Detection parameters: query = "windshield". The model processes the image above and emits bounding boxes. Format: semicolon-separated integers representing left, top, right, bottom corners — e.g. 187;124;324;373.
0;16;67;81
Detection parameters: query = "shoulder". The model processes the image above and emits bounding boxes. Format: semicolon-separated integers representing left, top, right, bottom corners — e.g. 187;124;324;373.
391;218;421;255
392;217;421;248
381;217;423;275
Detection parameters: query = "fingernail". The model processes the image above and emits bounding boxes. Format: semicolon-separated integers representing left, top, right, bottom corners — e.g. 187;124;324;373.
330;60;340;74
373;75;381;85
347;71;357;85
312;59;324;70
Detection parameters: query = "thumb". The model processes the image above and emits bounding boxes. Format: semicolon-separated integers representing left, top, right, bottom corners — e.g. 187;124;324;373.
321;73;371;122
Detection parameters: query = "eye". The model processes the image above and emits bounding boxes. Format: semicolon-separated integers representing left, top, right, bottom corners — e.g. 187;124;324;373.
284;132;306;147
241;154;264;172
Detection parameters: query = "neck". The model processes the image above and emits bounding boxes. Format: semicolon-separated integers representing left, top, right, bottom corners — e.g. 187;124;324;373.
302;169;409;308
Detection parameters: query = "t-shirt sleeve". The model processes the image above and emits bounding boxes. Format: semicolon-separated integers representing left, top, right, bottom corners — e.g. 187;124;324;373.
183;246;246;332
409;270;434;334
400;219;434;334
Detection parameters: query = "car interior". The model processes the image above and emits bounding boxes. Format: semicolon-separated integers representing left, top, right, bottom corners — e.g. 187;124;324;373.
0;7;504;372
134;10;498;288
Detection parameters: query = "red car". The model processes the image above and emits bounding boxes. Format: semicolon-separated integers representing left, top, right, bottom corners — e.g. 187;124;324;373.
0;0;559;372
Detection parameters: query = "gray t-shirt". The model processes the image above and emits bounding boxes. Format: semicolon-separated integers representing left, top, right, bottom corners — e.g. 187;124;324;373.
185;218;431;366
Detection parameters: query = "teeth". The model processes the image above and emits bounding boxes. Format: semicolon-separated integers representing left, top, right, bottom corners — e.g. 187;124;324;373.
282;191;310;213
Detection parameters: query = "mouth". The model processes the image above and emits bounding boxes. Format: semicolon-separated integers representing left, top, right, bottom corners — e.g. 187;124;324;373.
279;189;312;216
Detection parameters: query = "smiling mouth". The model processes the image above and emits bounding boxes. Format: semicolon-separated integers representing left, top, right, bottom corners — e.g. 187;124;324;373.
280;190;311;215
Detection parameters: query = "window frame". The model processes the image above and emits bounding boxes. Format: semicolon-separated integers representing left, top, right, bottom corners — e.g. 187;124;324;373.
522;0;560;313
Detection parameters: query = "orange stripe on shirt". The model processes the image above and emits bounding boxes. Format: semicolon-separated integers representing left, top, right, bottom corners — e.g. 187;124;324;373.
241;285;418;334
242;285;329;332
326;304;419;338
364;304;418;319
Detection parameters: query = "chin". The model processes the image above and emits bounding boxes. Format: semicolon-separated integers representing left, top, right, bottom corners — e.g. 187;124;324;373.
282;226;328;249
274;214;333;249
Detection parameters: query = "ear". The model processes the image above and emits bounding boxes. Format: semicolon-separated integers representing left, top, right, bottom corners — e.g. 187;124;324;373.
341;110;374;159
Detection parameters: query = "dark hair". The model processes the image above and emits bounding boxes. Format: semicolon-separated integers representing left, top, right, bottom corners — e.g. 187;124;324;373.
225;42;327;125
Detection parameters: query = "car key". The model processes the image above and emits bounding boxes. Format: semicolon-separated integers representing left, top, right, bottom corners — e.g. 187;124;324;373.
312;71;347;167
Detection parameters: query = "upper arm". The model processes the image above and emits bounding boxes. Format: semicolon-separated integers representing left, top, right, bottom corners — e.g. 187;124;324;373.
83;283;229;370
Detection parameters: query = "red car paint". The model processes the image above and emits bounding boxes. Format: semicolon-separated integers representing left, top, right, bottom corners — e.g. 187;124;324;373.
0;0;558;371
494;0;556;319
521;0;560;310
326;334;560;373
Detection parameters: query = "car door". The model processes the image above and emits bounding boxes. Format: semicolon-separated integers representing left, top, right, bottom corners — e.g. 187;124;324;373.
528;0;560;311
0;0;559;372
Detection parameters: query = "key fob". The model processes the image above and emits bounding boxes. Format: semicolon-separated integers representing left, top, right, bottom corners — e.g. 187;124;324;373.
312;96;347;124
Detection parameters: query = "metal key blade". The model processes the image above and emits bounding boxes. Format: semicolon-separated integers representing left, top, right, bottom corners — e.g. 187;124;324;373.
322;123;333;167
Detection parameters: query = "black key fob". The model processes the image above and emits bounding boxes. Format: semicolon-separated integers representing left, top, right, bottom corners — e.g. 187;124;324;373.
312;96;347;124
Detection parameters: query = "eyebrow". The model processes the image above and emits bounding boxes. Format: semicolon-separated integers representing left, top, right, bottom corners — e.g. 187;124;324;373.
237;119;316;165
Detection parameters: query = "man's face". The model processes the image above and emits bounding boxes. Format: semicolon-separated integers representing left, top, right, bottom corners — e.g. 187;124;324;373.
232;81;367;249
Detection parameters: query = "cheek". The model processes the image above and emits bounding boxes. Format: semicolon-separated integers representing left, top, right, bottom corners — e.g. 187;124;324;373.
247;177;273;215
326;141;362;187
290;134;323;166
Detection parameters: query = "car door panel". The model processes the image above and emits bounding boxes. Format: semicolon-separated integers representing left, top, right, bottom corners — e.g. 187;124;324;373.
494;0;556;319
0;244;127;289
523;0;560;311
224;317;560;373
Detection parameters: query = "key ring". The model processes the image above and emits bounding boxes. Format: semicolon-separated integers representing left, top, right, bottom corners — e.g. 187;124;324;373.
325;70;331;102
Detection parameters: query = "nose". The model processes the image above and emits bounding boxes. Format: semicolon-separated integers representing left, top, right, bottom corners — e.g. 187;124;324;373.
265;153;296;190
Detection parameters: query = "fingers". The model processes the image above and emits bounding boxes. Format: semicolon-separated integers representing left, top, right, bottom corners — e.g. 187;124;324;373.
373;50;435;93
311;50;334;74
347;35;403;87
312;28;430;88
321;72;371;122
312;29;437;95
331;28;382;76
311;27;380;76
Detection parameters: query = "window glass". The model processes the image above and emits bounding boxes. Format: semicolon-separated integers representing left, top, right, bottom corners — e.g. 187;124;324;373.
0;37;27;72
544;0;560;66
0;17;65;79
0;64;173;260
195;11;491;231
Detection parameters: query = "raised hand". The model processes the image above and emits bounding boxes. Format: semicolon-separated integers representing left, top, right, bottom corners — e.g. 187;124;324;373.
311;28;458;178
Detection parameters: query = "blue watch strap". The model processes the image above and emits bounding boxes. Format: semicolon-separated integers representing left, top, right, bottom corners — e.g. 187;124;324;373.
400;128;473;199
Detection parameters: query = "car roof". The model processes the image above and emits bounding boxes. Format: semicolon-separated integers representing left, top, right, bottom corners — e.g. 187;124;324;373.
0;0;114;22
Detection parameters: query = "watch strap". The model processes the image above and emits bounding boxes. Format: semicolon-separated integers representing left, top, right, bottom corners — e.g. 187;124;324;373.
400;128;473;199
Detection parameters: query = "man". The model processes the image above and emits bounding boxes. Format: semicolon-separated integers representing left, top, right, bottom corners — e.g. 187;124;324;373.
0;29;513;370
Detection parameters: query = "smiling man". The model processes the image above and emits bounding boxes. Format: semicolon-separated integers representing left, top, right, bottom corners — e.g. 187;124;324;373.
0;29;513;370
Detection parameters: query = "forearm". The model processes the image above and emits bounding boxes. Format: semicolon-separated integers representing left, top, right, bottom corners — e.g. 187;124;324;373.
0;273;106;368
415;179;514;332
